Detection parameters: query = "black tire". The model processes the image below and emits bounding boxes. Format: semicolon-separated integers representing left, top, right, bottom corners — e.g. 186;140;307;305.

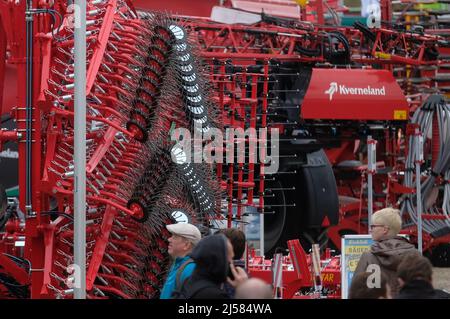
428;244;450;267
298;227;329;254
264;173;331;257
263;149;339;257
264;179;288;256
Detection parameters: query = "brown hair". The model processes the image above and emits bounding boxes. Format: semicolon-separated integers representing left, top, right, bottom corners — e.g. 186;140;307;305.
216;228;246;259
397;253;433;283
349;272;390;299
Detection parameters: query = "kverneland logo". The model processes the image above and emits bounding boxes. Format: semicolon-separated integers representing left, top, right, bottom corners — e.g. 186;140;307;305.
325;82;386;101
324;82;338;101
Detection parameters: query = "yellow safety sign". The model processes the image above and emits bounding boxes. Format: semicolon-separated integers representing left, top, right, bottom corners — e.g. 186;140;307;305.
295;0;309;8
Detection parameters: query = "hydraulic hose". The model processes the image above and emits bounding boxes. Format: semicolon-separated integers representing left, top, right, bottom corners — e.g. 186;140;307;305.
401;95;450;236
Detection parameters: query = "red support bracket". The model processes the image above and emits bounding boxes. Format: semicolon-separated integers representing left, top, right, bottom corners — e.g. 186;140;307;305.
287;239;311;285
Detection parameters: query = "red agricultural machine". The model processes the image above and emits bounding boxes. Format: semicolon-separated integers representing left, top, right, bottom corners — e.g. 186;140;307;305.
0;0;450;298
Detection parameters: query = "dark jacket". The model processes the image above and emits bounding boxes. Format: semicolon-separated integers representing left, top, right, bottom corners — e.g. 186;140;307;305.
354;236;419;296
396;280;450;299
179;234;229;299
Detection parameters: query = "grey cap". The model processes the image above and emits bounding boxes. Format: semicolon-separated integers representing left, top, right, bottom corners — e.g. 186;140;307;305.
166;223;202;245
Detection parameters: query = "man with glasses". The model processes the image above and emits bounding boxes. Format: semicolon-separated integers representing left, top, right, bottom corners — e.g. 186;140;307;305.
160;223;202;299
354;208;419;296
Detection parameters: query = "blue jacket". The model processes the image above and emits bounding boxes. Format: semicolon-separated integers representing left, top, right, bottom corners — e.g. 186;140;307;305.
160;256;196;299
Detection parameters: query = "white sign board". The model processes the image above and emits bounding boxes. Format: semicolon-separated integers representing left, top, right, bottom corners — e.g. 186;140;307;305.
341;234;373;299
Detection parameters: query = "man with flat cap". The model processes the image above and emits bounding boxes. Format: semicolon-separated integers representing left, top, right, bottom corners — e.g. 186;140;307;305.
160;222;202;299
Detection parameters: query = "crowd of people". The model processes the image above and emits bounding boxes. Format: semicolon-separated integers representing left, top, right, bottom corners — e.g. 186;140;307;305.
160;207;450;299
350;208;450;299
160;223;272;299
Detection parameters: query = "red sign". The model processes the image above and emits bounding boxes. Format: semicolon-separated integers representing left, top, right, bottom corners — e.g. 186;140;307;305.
301;68;409;121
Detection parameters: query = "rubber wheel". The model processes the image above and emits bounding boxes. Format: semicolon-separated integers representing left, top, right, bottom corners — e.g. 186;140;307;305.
264;175;330;257
428;244;450;267
264;149;339;257
264;179;288;256
298;227;330;254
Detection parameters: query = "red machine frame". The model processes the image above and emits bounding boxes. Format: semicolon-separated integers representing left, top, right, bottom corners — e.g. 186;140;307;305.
0;0;449;299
